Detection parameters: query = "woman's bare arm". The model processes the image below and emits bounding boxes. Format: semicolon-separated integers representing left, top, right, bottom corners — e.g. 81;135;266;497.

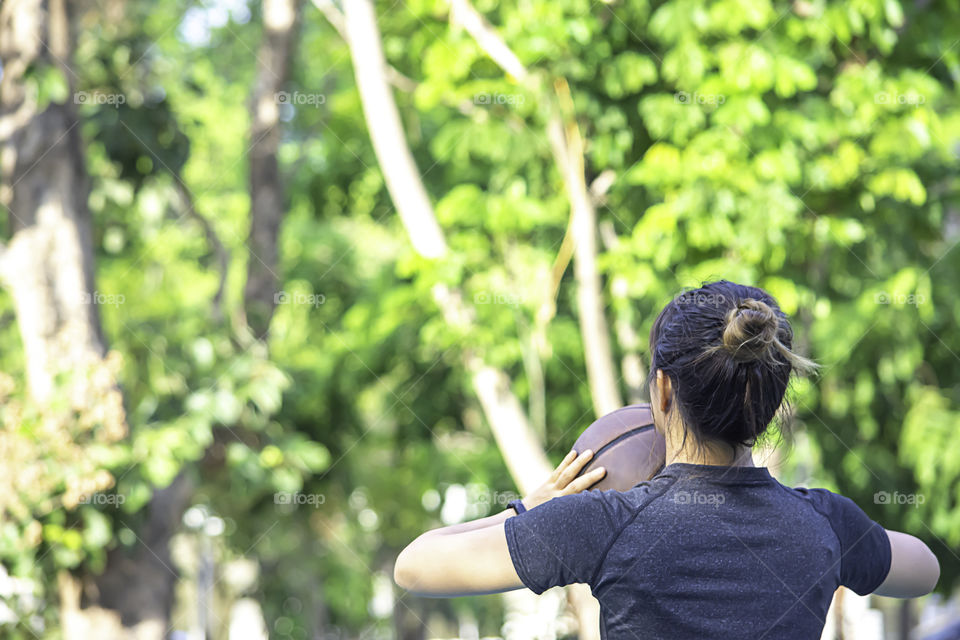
873;530;939;598
393;520;523;597
393;449;605;597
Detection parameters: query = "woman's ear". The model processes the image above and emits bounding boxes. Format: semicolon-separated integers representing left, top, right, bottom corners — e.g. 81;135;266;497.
655;369;672;413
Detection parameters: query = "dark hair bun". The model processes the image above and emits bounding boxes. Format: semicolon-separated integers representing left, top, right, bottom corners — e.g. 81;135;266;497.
648;281;819;451
722;298;779;363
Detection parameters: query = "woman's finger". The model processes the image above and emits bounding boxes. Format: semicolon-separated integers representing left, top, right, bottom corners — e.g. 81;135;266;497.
557;449;594;487
565;466;606;494
550;449;578;482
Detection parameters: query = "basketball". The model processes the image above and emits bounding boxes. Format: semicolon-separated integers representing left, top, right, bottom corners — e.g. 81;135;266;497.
573;404;667;492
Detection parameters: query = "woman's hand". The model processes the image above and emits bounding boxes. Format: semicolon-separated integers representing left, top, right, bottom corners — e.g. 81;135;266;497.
521;449;606;510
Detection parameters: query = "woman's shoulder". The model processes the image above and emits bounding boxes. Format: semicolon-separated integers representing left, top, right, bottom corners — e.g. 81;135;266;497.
778;482;846;502
584;472;679;513
774;482;875;526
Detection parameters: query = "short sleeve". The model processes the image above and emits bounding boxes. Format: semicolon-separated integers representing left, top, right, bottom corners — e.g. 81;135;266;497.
503;490;624;594
811;489;892;595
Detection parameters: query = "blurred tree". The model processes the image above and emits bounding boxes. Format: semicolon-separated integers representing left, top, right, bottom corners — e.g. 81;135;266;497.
0;1;325;637
0;0;191;637
245;0;302;338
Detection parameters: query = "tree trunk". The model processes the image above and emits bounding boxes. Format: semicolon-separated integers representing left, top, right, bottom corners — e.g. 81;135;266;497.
244;0;301;338
834;583;844;640
0;2;191;637
0;0;105;404
59;473;194;640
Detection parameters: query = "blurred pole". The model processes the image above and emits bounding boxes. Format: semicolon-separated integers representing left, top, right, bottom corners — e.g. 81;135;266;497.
184;506;225;640
198;533;214;640
899;599;912;640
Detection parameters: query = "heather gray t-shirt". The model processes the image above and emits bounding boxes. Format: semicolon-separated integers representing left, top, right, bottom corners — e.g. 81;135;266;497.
504;462;891;639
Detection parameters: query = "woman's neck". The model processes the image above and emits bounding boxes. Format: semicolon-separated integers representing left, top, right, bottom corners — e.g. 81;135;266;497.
663;421;756;467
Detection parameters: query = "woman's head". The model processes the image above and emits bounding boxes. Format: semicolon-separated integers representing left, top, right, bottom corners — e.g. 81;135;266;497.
648;280;817;455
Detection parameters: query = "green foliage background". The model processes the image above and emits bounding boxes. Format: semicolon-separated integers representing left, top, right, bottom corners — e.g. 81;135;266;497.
1;0;959;638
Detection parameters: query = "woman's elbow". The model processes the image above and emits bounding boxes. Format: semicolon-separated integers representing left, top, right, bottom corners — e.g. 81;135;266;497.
920;546;940;595
900;546;940;598
904;538;940;597
394;545;417;591
395;536;435;592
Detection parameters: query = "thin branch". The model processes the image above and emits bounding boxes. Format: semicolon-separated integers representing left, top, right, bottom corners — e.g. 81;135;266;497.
453;8;566;324
173;179;229;321
310;0;345;34
589;169;616;206
444;4;613;635
538;122;576;328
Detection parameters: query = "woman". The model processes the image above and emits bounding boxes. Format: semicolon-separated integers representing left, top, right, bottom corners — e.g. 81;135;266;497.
394;281;939;638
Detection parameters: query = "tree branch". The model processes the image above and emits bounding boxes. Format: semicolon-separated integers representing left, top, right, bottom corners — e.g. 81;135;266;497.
341;0;447;258
589;169;616;206
173;179;229;321
244;0;301;338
